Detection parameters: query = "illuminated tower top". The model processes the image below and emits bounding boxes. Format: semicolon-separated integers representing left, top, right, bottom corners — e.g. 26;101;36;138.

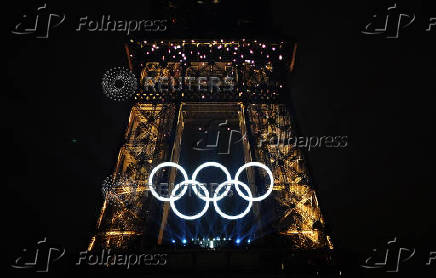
125;39;297;103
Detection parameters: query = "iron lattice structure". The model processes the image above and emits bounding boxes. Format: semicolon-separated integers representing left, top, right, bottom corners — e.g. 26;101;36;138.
89;39;333;254
90;104;176;250
246;104;333;249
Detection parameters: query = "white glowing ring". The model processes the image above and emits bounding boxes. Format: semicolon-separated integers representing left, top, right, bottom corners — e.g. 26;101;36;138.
213;180;253;220
170;180;210;220
148;162;189;201
148;161;274;220
234;162;274;202
191;161;232;201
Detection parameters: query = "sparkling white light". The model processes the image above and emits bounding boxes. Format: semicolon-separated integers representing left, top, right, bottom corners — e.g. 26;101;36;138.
101;67;137;102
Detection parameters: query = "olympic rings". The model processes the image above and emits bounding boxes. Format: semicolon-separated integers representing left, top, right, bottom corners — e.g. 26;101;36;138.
191;161;232;202
234;162;274;202
148;161;273;220
170;180;209;220
213;180;253;220
148;162;189;201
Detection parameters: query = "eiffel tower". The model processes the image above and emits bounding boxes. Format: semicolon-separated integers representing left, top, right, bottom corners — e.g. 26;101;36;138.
87;38;335;274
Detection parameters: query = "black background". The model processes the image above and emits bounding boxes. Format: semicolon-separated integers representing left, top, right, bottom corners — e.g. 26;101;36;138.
5;0;435;277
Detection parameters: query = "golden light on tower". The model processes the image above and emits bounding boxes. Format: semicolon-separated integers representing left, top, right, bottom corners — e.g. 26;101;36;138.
89;40;334;255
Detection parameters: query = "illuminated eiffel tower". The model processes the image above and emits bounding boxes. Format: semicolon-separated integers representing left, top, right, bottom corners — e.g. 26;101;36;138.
88;39;334;272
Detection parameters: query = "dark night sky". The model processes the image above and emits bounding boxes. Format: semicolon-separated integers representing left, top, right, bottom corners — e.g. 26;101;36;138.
5;0;435;277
